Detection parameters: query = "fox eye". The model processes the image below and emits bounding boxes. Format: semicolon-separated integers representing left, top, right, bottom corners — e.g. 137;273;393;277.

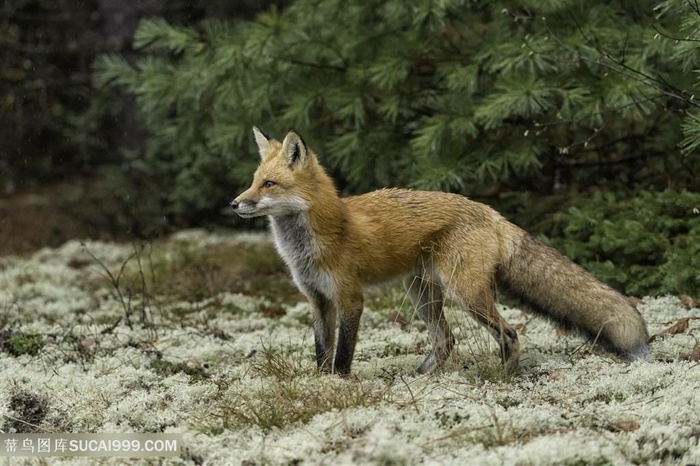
263;180;276;188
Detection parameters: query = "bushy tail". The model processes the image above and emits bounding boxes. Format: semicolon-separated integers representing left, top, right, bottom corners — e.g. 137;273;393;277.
498;230;649;361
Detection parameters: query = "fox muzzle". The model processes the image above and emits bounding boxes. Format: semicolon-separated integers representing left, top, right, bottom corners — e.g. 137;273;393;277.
230;197;261;218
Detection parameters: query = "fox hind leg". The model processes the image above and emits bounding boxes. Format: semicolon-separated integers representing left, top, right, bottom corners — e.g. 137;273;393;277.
458;284;520;374
437;261;520;374
404;275;455;374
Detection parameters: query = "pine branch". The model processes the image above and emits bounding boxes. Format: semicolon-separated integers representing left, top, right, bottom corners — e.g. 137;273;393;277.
544;11;700;110
554;150;666;168
652;24;700;44
269;56;346;72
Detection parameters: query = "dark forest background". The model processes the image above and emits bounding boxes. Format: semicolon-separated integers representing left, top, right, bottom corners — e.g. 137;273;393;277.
1;0;699;297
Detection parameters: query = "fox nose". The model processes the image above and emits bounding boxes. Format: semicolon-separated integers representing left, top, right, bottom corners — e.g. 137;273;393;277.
230;200;239;210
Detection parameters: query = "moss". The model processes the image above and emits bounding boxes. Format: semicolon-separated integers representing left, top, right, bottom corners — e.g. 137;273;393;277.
148;356;209;382
0;331;44;356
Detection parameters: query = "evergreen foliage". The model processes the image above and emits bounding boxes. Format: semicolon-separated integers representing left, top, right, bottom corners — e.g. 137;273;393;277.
96;1;698;204
550;190;700;297
95;0;700;294
662;0;700;156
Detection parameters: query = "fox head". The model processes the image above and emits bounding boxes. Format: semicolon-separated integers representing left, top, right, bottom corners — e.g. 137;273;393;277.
231;127;322;218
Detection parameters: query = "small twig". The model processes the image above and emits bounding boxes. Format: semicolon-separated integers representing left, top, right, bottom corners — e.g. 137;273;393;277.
100;316;123;335
652;24;700;44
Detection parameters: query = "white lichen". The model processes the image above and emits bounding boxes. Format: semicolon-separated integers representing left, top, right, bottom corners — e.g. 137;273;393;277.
0;230;699;465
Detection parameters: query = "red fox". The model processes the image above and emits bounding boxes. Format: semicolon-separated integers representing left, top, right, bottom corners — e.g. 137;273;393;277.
230;128;650;375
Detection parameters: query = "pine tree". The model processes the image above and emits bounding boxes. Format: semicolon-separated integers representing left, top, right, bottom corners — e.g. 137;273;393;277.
95;0;699;223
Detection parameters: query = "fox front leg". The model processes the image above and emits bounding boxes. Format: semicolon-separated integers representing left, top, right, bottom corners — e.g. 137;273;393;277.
333;292;364;375
309;291;337;372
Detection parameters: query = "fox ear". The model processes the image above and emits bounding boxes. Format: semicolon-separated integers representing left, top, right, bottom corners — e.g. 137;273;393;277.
252;126;272;159
281;130;308;169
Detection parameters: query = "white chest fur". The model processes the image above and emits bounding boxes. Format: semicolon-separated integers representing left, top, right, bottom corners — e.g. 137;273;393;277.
269;214;336;300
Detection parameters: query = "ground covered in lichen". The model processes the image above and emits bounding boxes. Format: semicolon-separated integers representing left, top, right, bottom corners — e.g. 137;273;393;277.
1;230;699;465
